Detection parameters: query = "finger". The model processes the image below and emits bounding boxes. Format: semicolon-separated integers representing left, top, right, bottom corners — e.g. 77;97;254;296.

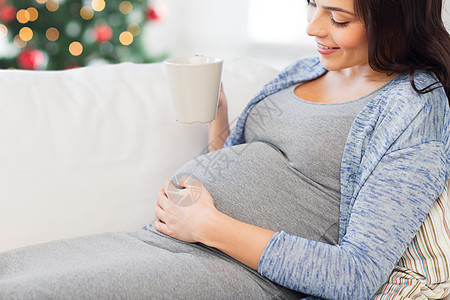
163;179;187;204
157;188;170;210
176;175;205;205
164;179;181;193
154;218;169;235
154;203;166;223
176;174;201;189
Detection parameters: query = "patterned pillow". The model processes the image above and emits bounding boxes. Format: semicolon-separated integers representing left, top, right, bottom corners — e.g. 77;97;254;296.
374;181;450;299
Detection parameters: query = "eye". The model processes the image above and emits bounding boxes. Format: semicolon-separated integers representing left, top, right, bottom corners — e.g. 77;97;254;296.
331;18;349;28
306;0;316;7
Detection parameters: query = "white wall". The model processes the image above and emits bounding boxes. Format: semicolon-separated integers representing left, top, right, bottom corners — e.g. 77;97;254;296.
144;0;252;59
144;0;316;69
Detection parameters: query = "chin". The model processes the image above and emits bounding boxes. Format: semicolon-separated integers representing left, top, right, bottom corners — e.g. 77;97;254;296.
318;56;366;72
318;56;341;71
319;53;371;71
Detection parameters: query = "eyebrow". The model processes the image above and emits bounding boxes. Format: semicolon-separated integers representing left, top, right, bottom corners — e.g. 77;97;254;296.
322;6;356;16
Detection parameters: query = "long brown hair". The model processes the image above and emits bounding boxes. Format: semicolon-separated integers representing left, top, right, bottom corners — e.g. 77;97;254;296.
354;0;450;104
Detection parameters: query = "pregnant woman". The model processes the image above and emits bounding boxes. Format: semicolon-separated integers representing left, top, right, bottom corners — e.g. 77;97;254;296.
1;0;448;299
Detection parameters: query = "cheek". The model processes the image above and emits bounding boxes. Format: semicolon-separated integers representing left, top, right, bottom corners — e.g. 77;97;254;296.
334;29;367;50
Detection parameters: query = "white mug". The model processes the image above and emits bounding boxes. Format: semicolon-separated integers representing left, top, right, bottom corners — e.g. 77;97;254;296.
164;56;223;123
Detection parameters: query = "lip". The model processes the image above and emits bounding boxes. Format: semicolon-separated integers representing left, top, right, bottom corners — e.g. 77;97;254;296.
316;42;340;55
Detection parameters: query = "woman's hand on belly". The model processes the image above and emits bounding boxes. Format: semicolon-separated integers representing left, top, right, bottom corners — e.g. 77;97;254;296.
154;174;276;271
154;174;220;243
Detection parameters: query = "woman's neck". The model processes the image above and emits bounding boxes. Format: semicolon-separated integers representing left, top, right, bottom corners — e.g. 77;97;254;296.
332;64;397;84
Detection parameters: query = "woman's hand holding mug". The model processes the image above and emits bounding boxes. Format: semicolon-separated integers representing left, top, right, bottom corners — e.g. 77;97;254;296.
208;83;230;152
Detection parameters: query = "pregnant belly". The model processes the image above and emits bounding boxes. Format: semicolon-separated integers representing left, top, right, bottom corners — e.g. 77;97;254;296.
170;142;339;244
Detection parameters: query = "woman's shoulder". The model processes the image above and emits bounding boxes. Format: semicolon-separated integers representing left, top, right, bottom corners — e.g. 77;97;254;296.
376;70;448;113
367;70;449;154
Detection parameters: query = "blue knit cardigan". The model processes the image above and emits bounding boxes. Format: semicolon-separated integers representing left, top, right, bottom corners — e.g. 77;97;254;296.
222;57;450;299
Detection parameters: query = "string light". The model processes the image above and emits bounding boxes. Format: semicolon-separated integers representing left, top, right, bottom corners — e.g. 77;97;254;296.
119;1;133;14
1;0;157;69
46;0;59;12
27;7;39;21
14;35;27;48
19;27;33;41
16;9;31;24
46;27;59;41
0;25;7;38
91;0;106;12
69;41;83;56
80;6;94;20
119;31;133;45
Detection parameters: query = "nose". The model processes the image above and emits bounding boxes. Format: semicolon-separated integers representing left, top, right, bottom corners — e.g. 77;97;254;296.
306;9;327;38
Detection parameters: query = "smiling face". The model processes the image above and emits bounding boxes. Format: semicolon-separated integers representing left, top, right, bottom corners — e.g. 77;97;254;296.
306;0;369;71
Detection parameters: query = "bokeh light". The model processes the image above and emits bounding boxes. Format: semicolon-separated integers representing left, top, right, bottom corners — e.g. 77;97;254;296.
1;0;154;69
46;27;59;41
127;23;140;36
119;1;133;14
66;21;81;37
119;31;133;45
14;35;27;48
46;0;59;12
19;27;33;41
16;9;31;24
0;24;7;38
92;0;106;12
80;6;94;20
27;7;39;21
69;41;83;56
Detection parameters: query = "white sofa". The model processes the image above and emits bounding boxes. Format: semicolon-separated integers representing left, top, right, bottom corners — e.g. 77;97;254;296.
0;57;279;252
0;58;448;299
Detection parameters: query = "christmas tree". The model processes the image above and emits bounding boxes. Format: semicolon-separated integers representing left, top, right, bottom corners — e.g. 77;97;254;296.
0;0;167;70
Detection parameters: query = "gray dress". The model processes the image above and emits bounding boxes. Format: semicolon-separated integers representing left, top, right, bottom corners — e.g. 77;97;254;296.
0;84;380;300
